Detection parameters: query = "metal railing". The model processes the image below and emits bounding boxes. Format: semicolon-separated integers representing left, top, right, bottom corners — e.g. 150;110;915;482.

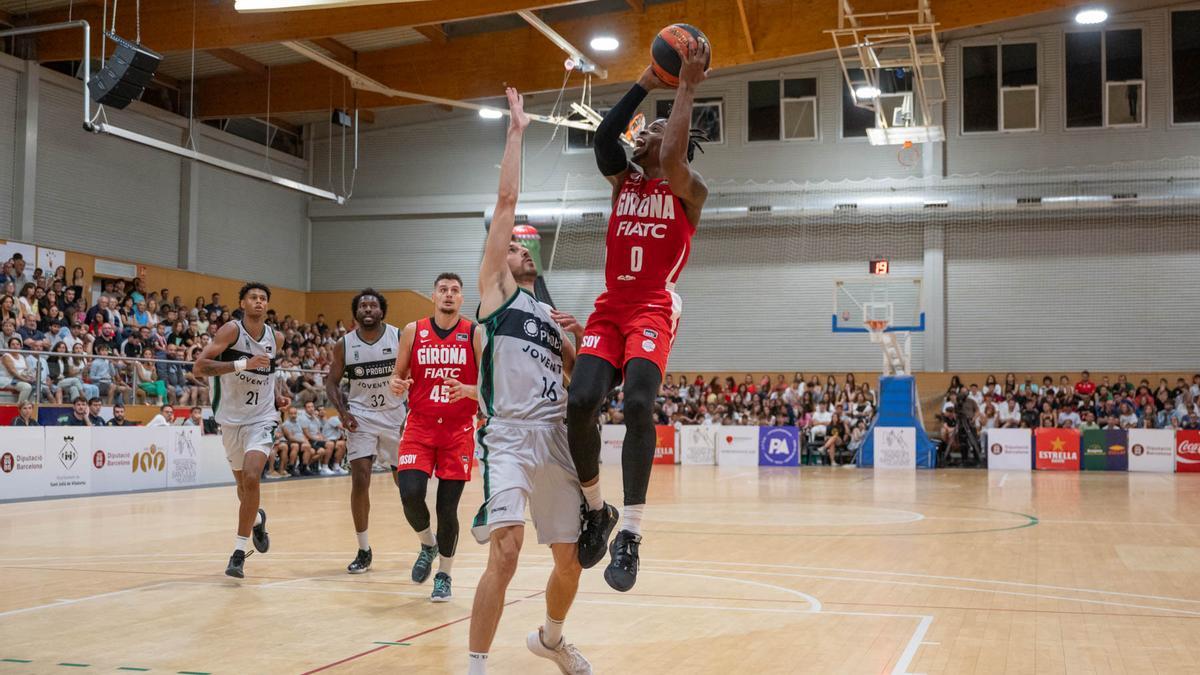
0;347;330;405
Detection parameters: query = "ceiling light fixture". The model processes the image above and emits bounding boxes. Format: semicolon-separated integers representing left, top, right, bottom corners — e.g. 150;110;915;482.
1075;8;1108;24
854;86;881;100
590;36;619;51
478;108;504;119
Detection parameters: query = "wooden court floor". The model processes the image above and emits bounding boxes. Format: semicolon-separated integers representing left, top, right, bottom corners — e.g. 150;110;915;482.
3;465;1200;674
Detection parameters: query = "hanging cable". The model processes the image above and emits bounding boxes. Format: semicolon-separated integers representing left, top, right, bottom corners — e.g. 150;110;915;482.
185;0;198;151
100;0;107;67
110;0;118;33
135;0;141;43
264;65;272;171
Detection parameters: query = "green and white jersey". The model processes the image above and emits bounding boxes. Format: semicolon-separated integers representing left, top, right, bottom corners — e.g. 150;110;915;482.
343;324;407;428
214;320;278;427
478;288;566;423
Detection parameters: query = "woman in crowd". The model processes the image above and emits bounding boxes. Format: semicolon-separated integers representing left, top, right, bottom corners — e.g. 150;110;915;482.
16;283;37;322
46;341;79;404
0;336;34;402
133;345;167;405
820;412;849;466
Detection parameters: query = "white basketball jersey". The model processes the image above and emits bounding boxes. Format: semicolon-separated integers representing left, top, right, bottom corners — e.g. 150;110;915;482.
214;320;279;427
343;324;407;427
478;289;566;423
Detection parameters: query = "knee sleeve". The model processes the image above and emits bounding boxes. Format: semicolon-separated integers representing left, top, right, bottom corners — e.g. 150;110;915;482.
566;355;619;484
620;359;663;506
435;479;466;557
397;470;431;532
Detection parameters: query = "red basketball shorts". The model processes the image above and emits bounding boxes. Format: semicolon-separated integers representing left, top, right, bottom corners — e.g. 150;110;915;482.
396;413;475;481
578;289;681;375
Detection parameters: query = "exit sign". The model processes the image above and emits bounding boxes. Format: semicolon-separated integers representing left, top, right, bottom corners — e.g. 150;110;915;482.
869;259;890;276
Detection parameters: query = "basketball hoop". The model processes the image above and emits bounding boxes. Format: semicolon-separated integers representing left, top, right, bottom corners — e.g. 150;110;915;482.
622;113;646;145
864;319;890;343
897;140;920;168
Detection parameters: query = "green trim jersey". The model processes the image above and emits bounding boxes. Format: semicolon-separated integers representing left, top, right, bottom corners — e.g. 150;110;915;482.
213;320;278;427
343;324;407;428
478;289;567;423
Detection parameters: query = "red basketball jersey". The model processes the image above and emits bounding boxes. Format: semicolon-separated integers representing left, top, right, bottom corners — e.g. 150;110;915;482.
407;317;478;422
605;172;695;293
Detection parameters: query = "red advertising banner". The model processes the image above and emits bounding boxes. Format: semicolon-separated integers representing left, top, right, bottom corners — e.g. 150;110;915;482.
1175;430;1200;473
653;425;676;465
0;405;19;426
1035;428;1080;471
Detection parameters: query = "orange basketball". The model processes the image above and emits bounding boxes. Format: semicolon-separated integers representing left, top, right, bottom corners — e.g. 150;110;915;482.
651;24;710;88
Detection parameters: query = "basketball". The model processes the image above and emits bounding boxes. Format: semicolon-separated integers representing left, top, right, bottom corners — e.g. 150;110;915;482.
651;23;710;88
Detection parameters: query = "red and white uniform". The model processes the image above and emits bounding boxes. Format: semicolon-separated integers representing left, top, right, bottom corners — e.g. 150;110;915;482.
579;172;694;374
397;317;478;480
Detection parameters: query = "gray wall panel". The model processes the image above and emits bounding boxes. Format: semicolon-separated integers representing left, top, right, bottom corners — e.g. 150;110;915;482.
0;65;16;239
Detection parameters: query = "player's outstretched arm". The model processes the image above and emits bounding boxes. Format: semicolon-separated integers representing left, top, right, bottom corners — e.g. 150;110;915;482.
660;40;710;214
193;322;266;377
595;68;661;192
325;339;357;432
389;322;415;396
480;87;528;319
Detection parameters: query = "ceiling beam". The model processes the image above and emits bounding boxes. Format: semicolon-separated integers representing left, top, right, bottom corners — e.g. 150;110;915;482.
735;0;754;54
311;36;356;63
266;116;302;135
208;48;269;77
0;9;13;27
32;0;592;62
625;0;644;12
191;0;1083;119
413;24;447;44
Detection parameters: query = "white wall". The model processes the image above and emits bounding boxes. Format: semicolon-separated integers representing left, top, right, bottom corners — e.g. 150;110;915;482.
0;53;312;290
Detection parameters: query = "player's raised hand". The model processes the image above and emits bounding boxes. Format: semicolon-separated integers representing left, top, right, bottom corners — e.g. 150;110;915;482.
444;378;477;403
506;87;529;132
550;310;585;340
390;375;414;396
679;38;710;88
247;354;272;371
636;65;667;91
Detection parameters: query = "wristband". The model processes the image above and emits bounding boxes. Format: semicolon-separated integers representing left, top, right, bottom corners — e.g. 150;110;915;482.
234;358;248;372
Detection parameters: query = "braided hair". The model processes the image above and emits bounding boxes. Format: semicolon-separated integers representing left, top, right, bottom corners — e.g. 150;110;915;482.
686;127;709;163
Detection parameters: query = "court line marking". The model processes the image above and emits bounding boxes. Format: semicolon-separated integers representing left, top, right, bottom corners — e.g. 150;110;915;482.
0;581;172;619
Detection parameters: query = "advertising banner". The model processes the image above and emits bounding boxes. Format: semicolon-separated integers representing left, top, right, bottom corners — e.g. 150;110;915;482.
1175;430;1200;473
653;425;676;465
679;425;716;465
873;427;916;470
1081;428;1108;471
167;427;203;487
985;428;1033;471
1035;428;1080;470
92;427;170;494
758;426;800;467
715;425;759;466
1103;429;1128;472
1127;429;1175;473
43;427;92;496
0;428;47;500
599;425;624;466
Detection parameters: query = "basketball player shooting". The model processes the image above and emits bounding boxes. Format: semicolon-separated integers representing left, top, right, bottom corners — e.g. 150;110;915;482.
560;37;710;592
389;273;481;602
467;87;591;675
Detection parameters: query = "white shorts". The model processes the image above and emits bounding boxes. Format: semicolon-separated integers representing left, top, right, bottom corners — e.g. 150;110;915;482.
222;419;278;471
346;415;401;467
470;419;582;546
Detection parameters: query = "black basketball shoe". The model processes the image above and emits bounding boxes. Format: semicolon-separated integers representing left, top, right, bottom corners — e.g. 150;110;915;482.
412;544;438;583
577;503;619;569
252;508;270;553
225;550;246;578
603;530;642;592
347;548;372;574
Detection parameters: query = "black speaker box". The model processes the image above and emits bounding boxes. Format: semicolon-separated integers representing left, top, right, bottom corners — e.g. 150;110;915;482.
87;38;162;110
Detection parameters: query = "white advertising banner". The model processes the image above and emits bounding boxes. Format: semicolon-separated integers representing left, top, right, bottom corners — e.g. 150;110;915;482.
600;425;625;466
0;241;36;268
92;427;170;493
716;425;759;466
1127;429;1176;473
167;426;204;487
0;428;48;500
873;427;916;470
43;427;92;496
985;428;1033;471
679;425;716;465
36;247;66;275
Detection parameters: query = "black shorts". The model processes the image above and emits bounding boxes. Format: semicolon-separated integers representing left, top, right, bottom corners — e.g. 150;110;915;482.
311;440;327;450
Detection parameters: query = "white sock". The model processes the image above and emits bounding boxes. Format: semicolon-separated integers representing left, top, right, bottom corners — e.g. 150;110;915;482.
467;652;488;675
622;504;645;536
356;530;369;551
417;527;436;548
542;615;564;647
438;555;454;575
254;510;263;526
235;535;250;553
581;482;604;512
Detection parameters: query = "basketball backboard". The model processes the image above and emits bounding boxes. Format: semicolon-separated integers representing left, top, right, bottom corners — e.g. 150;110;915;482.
832;276;924;333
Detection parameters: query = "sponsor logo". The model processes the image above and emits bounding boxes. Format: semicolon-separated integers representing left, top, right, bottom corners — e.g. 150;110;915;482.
617;275;636;281
491;505;508;514
990;443;1002;455
456;333;469;342
93;450;106;469
641;339;656;352
171;431;198;485
582;335;601;349
383;347;393;354
415;345;468;366
133;445;166;473
1108;444;1127;456
0;452;12;473
419;329;429;338
398;453;417;465
352;350;360;361
523;319;539;337
59;437;79;470
759;428;798;466
615;221;668;238
643;328;659;339
354;366;366;377
1037;450;1075;462
1132;443;1145;456
614;191;677;222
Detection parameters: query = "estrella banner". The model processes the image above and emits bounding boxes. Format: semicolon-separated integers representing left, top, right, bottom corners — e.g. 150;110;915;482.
1104;428;1128;471
653;425;676;465
758;426;799;467
1081;428;1107;471
1034;428;1080;470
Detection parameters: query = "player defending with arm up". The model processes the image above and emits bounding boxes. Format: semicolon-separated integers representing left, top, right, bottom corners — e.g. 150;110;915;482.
467;88;590;675
561;39;710;592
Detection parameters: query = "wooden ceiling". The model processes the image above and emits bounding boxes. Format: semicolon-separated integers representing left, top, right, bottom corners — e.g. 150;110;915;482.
3;0;1080;121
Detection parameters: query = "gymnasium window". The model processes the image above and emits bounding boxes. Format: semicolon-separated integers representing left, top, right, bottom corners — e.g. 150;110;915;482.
1065;28;1144;129
565;109;608;153
841;67;911;138
961;43;1039;133
747;77;818;142
655;98;724;144
1171;10;1200;124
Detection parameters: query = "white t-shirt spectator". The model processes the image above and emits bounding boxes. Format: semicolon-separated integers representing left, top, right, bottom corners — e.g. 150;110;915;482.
998;401;1021;424
147;413;173;427
1057;410;1082;428
323;415;344;441
967;390;984;408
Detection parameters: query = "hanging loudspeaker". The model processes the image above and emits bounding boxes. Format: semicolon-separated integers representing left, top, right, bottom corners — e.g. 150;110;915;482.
87;36;162;110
